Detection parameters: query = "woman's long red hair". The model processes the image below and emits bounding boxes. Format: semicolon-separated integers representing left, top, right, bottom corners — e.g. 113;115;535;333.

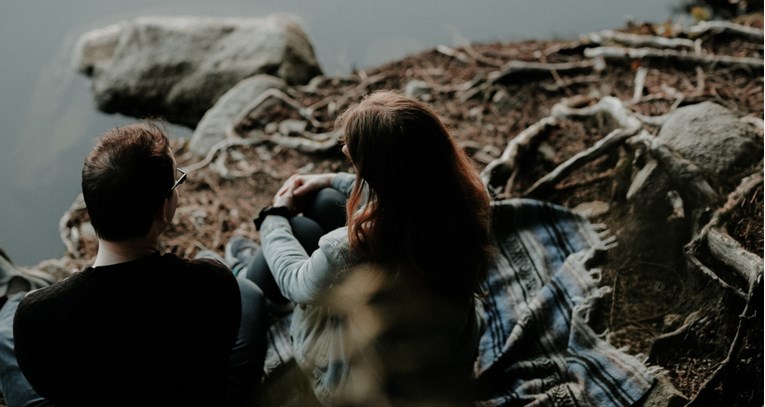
336;91;492;300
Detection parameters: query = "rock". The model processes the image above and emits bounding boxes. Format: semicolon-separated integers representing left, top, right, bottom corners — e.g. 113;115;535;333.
73;22;126;76
75;14;322;128
189;75;286;155
572;200;610;218
633;373;688;407
657;102;762;187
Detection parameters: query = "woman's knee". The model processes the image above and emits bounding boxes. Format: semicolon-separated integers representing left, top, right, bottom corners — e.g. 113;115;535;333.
304;187;347;230
289;216;325;253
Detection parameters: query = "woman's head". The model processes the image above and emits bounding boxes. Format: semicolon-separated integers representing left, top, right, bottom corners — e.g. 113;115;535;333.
81;121;176;241
336;91;492;298
338;91;457;197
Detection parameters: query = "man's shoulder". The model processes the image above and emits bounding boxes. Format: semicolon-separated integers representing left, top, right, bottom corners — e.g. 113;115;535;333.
17;267;91;311
162;253;237;288
162;252;230;275
19;253;235;310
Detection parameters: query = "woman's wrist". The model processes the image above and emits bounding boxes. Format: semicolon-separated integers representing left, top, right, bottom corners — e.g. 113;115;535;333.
254;205;292;231
324;173;337;187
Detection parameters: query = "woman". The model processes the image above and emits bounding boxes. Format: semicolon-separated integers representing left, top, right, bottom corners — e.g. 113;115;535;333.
240;90;493;406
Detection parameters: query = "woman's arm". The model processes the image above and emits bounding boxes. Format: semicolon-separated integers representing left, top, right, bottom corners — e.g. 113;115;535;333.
330;173;356;197
259;216;351;304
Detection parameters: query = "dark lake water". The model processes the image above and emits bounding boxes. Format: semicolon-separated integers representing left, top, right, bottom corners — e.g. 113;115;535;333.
0;1;684;266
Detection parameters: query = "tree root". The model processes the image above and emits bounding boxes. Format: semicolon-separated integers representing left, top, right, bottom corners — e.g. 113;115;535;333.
584;46;764;70
582;30;696;50
525;127;640;196
686;274;762;406
488;60;597;84
684;173;764;298
483;95;644;197
231;87;323;130
683;20;764;42
626;132;719;205
184;137;268;174
480;115;559;195
648;311;703;359
265;130;343;155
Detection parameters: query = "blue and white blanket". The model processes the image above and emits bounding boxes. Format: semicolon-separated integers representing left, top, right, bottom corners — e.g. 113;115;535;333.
263;198;655;406
474;199;654;406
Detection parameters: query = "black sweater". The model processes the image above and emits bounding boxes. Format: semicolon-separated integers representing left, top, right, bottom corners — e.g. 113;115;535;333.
13;252;240;407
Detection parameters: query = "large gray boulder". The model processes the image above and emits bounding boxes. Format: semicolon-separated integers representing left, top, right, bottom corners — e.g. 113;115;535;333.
74;14;322;128
657;102;762;186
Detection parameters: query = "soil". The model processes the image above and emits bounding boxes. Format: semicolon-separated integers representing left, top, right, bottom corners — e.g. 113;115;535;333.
20;11;764;407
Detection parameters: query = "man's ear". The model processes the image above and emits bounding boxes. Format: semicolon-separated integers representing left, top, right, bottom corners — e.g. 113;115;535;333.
159;196;174;224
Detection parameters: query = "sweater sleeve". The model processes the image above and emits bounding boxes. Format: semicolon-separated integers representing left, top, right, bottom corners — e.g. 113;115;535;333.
260;216;352;304
331;172;357;197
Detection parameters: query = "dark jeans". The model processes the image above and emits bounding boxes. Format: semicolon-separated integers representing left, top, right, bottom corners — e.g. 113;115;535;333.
245;187;347;304
227;278;268;407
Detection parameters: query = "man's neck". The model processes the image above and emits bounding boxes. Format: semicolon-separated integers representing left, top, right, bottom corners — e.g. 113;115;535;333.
93;236;160;267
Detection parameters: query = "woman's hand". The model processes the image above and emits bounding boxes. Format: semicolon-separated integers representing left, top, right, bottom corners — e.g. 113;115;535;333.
272;184;296;212
273;173;335;213
279;173;335;197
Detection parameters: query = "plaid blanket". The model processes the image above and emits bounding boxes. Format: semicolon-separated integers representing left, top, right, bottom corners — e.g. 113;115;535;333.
263;198;654;406
475;199;654;406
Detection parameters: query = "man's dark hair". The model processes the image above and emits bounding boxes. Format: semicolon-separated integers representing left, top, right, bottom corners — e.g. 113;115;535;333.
82;121;174;241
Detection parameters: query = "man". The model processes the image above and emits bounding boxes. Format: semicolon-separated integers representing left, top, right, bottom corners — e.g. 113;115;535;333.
0;122;266;407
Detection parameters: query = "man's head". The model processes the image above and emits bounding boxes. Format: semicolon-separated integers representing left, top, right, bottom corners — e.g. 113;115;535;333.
82;121;178;241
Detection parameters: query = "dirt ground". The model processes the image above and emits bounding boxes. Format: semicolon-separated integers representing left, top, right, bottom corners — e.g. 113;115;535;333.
40;11;763;407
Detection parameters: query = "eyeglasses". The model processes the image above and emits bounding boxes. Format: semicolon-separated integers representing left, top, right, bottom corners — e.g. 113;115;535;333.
171;168;187;191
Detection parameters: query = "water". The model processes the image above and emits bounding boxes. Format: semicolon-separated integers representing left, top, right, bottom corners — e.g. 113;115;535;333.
0;0;682;266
